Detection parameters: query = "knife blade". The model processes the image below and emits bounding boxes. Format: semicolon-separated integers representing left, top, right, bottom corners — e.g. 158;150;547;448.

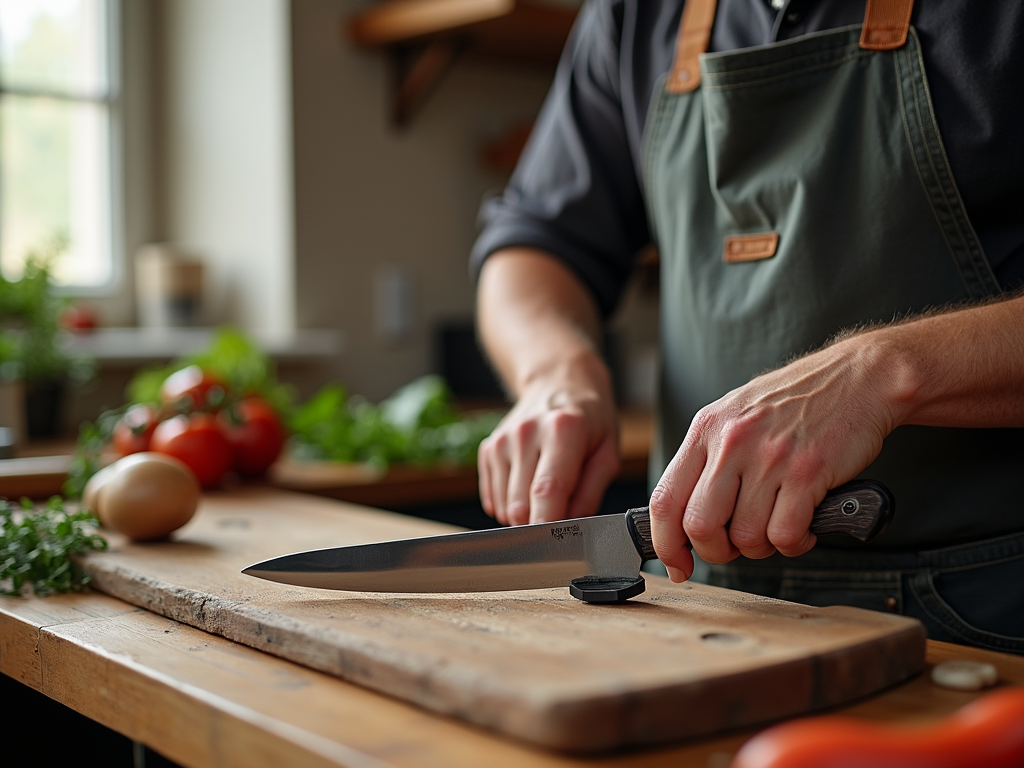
242;479;893;603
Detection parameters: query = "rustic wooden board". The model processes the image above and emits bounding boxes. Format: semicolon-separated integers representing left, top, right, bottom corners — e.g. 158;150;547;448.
78;487;926;752
7;594;1005;768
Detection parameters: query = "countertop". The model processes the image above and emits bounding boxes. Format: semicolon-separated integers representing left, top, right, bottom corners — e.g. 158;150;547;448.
2;486;1023;768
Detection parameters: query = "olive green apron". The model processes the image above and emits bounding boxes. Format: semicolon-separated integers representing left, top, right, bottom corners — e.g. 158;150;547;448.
641;0;1024;650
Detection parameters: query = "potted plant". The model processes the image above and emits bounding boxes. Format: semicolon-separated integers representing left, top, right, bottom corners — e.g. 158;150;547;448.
0;238;94;440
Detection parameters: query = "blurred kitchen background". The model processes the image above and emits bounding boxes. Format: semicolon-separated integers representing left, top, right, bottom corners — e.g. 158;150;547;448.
0;0;659;471
0;6;664;762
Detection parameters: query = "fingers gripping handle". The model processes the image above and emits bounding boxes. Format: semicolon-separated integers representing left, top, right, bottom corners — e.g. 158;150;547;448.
624;479;895;560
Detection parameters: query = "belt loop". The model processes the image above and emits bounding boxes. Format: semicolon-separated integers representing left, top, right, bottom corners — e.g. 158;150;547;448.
667;0;719;94
860;0;915;50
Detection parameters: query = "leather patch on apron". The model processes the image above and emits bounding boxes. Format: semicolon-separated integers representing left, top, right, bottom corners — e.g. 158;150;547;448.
723;232;779;263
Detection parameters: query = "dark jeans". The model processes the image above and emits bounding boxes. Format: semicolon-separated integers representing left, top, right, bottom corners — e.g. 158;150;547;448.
703;531;1024;655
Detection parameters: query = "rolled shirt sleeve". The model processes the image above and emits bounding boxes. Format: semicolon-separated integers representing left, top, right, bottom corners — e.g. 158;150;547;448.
470;0;653;318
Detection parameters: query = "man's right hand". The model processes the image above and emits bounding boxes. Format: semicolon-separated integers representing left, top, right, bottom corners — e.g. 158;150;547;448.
476;248;621;526
478;353;620;526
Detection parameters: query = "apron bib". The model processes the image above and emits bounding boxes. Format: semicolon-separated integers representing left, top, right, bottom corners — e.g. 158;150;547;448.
640;0;1024;649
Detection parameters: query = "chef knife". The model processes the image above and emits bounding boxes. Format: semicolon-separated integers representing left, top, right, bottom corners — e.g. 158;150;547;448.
243;478;893;603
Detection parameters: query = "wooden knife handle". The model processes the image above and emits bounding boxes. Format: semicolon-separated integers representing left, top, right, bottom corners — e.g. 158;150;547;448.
625;479;894;561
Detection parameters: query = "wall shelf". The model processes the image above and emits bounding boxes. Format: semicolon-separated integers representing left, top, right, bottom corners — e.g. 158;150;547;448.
345;0;578;125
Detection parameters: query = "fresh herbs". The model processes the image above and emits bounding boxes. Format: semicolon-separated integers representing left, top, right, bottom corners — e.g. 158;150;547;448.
1;497;107;596
288;374;503;469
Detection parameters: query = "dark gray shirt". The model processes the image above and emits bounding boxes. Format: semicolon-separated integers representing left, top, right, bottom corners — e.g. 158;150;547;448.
471;0;1024;315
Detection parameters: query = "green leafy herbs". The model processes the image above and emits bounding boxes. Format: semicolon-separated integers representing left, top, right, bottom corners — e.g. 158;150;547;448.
288;374;503;469
1;497;107;596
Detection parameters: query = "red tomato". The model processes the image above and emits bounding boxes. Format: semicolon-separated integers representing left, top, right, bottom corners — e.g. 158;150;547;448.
160;365;227;412
218;398;286;476
112;403;160;456
60;301;99;333
150;412;233;488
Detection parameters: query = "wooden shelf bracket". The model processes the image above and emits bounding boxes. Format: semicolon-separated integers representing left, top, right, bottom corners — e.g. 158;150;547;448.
344;0;578;127
391;35;467;126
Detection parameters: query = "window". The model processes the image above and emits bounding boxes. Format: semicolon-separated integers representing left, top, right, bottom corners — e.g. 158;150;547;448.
0;0;118;289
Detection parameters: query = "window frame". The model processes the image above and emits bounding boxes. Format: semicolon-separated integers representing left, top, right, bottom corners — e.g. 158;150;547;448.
0;0;124;297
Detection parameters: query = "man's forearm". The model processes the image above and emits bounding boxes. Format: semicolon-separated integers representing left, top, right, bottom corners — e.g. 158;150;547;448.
477;248;609;397
868;293;1024;429
649;289;1024;578
475;248;621;524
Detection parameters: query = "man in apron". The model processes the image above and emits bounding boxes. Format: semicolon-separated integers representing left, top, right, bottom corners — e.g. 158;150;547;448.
471;0;1024;652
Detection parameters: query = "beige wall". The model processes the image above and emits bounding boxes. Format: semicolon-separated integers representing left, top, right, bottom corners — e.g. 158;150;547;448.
143;0;559;402
157;0;296;335
83;0;655;417
289;0;556;401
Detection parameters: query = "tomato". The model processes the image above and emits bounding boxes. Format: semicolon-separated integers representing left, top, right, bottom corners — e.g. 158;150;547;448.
112;403;161;456
60;301;99;333
218;398;286;475
731;687;1024;768
160;365;227;412
150;412;233;488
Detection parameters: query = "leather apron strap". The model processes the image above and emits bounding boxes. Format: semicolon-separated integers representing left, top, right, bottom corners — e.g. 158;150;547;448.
668;0;916;93
666;0;718;93
860;0;915;50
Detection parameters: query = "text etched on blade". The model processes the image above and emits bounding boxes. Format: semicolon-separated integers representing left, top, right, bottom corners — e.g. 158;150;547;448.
550;524;582;541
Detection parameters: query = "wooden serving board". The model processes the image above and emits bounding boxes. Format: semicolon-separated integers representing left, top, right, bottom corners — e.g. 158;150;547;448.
79;487;926;753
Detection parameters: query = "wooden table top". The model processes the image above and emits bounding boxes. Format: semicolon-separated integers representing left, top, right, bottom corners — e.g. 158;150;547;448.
2;488;1023;768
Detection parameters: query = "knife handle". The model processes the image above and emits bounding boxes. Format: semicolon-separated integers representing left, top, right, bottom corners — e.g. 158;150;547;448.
807;479;894;541
625;479;894;561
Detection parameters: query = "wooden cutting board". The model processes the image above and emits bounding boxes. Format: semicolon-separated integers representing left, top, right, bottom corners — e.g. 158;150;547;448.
79;487;926;753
